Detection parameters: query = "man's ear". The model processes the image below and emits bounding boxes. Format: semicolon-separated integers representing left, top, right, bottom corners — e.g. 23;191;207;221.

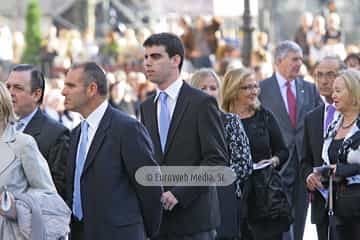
32;89;42;103
87;82;98;97
172;55;181;68
275;58;281;66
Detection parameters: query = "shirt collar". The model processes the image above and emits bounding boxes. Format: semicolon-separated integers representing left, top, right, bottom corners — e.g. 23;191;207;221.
85;100;108;130
275;71;295;88
323;97;334;110
154;77;183;102
319;95;335;108
19;107;38;126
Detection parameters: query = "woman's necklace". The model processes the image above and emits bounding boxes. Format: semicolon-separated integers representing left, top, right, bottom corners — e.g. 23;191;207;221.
341;118;357;129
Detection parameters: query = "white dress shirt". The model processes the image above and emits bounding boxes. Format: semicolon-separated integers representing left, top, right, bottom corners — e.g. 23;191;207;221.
276;72;297;114
79;100;108;157
154;78;183;123
16;107;38;132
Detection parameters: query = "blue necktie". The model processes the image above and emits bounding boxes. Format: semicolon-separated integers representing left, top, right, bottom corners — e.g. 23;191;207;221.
73;120;89;220
158;92;170;152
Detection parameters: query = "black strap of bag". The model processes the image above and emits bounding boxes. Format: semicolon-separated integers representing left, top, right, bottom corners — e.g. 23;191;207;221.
328;174;337;240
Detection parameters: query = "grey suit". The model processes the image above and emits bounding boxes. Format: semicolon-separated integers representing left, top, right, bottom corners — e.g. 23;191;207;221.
259;74;321;240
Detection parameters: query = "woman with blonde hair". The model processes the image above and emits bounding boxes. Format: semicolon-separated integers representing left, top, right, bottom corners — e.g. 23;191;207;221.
0;82;70;239
190;68;221;100
190;68;252;240
322;69;360;239
221;67;290;240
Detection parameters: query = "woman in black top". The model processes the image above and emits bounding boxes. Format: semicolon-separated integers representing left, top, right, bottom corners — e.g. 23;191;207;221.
221;68;289;240
322;69;360;239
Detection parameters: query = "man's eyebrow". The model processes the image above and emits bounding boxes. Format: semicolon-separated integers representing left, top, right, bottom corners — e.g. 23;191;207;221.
64;82;75;87
145;53;163;57
9;83;24;88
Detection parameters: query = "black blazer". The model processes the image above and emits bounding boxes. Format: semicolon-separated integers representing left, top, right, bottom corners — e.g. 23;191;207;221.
300;104;327;224
24;108;69;197
140;82;228;236
65;105;163;240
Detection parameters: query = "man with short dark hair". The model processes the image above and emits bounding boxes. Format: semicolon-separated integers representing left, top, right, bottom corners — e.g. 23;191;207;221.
62;62;163;240
6;64;69;197
141;33;228;240
300;56;346;240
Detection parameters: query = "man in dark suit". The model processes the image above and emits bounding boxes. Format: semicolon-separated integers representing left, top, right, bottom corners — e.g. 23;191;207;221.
300;56;346;240
62;62;163;240
259;41;321;240
6;64;69;197
140;33;228;240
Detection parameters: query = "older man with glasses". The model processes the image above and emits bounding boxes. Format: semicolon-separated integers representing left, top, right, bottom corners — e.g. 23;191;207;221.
300;56;347;240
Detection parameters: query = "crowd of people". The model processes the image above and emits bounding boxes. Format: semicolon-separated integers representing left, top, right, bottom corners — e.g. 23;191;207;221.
1;5;360;240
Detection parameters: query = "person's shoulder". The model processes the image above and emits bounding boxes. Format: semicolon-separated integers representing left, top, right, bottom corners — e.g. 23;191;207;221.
298;77;317;88
259;74;276;87
305;104;324;120
258;105;271;115
182;82;217;104
141;92;156;108
222;112;242;129
40;110;68;133
222;111;240;122
14;131;38;149
258;105;276;121
110;106;140;128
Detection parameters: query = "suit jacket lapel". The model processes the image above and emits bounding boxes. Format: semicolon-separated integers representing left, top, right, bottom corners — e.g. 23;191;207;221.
319;105;325;139
81;105;112;177
147;97;163;161
164;83;190;155
23;109;43;137
295;78;305;126
68;126;81;185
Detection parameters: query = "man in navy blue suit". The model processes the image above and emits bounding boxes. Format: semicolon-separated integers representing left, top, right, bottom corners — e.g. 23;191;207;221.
62;62;163;240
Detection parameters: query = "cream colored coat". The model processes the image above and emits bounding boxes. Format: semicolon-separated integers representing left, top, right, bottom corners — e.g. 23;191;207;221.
0;124;57;239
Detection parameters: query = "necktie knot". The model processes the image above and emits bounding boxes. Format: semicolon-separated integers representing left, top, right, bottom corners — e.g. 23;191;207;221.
81;120;89;135
159;91;168;103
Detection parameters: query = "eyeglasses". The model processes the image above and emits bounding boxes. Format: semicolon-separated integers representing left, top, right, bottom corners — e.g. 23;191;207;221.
315;71;338;79
239;84;260;91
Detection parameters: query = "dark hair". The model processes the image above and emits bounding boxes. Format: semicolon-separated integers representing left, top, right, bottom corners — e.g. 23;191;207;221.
11;64;45;104
70;62;108;96
143;32;185;71
345;53;360;65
